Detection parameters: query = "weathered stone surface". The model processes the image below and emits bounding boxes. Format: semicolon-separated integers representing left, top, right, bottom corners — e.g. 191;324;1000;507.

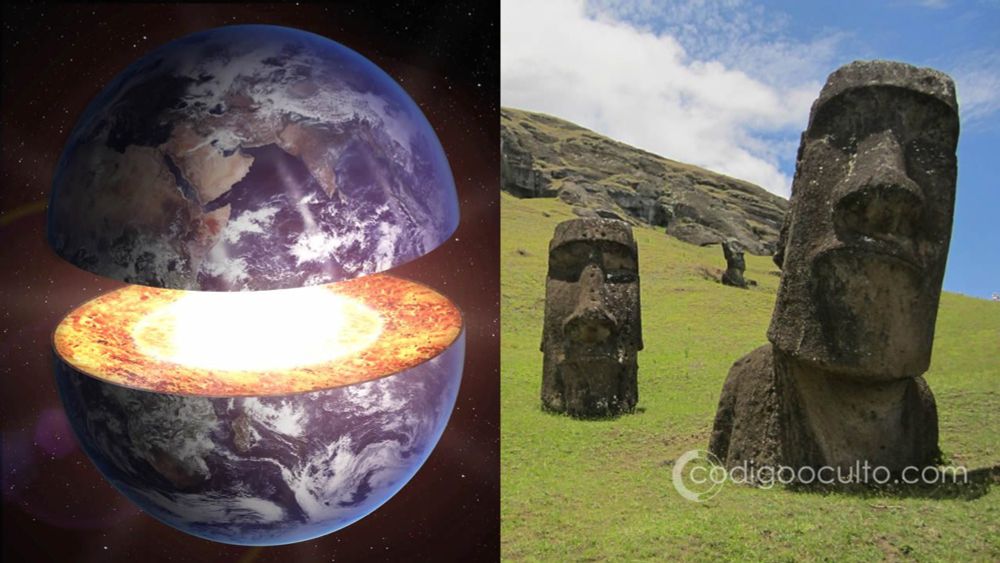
501;125;557;197
541;219;642;418
770;60;958;380
709;345;940;474
721;240;749;289
709;60;958;477
501;107;788;255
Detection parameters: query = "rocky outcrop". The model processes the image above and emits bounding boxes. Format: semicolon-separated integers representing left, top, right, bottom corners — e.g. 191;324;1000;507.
500;129;557;198
501;107;789;255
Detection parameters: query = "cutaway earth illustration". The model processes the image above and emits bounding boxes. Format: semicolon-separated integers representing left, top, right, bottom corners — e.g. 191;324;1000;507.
46;23;466;547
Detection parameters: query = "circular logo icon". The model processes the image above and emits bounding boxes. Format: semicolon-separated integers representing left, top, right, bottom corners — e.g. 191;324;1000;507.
672;449;726;502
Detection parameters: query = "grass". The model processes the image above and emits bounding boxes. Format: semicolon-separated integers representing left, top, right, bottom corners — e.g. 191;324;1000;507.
500;191;1000;561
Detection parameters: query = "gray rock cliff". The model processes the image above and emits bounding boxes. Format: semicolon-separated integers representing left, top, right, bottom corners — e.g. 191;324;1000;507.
501;107;789;255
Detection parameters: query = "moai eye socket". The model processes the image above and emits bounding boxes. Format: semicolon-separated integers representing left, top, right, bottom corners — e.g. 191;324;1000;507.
601;245;637;283
548;241;637;283
605;270;637;283
548;241;595;282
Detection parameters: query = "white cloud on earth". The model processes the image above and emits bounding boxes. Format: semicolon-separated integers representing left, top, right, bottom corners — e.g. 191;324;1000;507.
501;0;844;197
222;205;280;244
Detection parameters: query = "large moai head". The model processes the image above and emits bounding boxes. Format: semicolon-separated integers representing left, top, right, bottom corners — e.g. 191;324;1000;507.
768;61;960;380
541;218;642;416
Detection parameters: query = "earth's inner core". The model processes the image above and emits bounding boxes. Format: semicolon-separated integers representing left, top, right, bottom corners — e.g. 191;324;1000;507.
132;287;384;372
54;274;462;396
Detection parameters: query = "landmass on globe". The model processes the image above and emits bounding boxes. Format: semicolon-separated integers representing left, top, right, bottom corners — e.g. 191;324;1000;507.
48;24;459;291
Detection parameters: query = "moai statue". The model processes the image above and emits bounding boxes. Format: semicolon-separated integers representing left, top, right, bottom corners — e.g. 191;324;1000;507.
721;240;748;288
709;61;959;475
541;218;642;418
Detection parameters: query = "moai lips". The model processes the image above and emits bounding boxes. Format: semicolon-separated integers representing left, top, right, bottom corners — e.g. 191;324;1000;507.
541;219;642;418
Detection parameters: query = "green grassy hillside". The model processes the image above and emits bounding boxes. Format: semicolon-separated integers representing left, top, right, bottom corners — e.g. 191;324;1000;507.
501;192;999;561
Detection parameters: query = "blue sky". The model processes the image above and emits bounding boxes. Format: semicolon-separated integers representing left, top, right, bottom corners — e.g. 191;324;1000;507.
501;0;1000;299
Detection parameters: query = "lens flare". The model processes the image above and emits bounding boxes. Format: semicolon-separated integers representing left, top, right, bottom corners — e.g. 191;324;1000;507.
132;287;383;372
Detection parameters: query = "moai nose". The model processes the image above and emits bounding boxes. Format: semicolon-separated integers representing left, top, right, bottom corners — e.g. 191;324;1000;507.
833;130;925;239
563;263;617;344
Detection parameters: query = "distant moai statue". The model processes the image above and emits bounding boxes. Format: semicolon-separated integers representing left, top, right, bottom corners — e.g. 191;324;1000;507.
541;218;642;418
709;61;960;476
720;240;748;288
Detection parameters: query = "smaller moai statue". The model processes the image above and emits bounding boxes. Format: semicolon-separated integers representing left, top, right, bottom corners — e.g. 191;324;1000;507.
541;218;642;418
720;240;748;288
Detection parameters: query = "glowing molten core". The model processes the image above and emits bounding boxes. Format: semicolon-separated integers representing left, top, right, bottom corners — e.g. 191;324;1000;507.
54;274;462;396
132;288;384;372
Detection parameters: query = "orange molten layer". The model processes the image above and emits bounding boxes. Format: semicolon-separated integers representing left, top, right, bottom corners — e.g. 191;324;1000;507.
53;274;462;396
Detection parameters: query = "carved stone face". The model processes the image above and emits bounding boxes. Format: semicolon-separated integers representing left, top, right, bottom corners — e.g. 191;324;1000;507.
769;61;959;380
541;219;641;415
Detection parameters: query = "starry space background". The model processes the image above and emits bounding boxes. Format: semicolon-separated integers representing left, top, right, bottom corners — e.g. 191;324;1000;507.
0;3;498;561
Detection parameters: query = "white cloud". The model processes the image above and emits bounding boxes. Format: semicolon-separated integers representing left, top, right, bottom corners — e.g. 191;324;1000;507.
222;205;280;244
290;230;342;266
950;50;1000;127
501;0;844;197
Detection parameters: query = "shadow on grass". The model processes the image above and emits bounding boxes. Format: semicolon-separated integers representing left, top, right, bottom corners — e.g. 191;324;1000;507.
538;405;646;421
786;464;999;501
